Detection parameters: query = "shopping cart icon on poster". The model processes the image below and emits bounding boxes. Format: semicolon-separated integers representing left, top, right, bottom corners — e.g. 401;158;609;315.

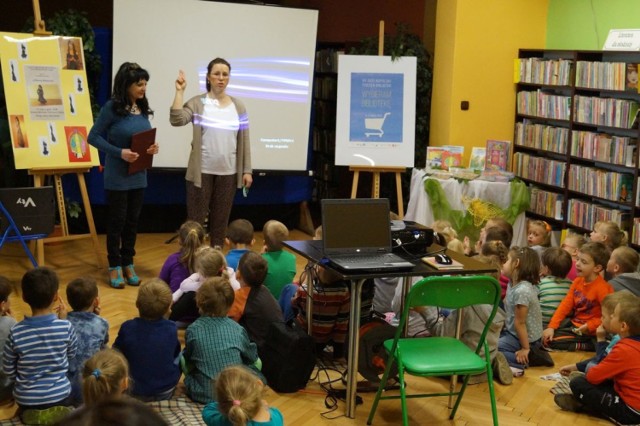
364;112;390;137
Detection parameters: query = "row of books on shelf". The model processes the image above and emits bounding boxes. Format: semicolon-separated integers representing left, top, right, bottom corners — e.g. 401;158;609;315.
529;186;563;219
312;128;336;152
514;57;639;93
315;48;343;73
513;152;566;187
571;130;637;167
573;95;640;129
514;120;569;154
575;61;639;91
566;198;630;229
312;157;340;182
514;57;572;86
567;164;633;203
516;90;571;120
313;76;337;100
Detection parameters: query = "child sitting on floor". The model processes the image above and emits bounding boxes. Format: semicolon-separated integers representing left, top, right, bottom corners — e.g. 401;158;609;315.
3;267;77;424
225;219;255;271
538;247;573;329
66;277;110;405
261;220;296;300
202;365;283;426
542;242;614;351
590;220;628;254
113;278;181;401
159;220;206;292
554;293;640;425
184;276;263;404
82;348;129;406
527;219;552;258
607;246;640;296
561;232;586;281
0;276;16;404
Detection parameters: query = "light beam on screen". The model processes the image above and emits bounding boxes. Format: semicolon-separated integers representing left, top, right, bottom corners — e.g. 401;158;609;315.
198;57;311;103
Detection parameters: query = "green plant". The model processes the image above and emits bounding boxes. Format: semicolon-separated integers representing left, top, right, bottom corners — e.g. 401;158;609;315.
23;9;102;117
349;22;433;169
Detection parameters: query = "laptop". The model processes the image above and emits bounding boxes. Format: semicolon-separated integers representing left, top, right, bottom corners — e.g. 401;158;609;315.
321;198;415;272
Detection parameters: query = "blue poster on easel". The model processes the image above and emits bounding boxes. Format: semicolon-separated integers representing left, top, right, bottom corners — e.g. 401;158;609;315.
335;55;416;168
349;73;404;142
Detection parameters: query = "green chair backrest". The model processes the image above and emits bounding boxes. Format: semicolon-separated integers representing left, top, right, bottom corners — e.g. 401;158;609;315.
396;275;501;355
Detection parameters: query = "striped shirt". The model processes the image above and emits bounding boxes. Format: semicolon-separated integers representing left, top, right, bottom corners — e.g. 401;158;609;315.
539;275;572;328
2;314;77;406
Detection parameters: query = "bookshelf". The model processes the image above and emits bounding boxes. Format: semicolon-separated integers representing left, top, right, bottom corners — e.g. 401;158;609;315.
311;44;349;201
513;49;640;246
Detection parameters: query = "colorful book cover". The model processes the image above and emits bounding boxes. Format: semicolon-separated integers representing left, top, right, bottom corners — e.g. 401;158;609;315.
426;146;445;169
485;139;512;171
469;147;486;171
441;145;464;170
626;63;638;91
618;174;634;203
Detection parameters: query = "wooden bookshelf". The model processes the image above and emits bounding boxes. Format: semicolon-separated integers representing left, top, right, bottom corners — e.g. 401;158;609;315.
513;49;640;243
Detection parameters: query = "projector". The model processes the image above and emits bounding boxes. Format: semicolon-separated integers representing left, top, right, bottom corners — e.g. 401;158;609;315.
391;221;435;255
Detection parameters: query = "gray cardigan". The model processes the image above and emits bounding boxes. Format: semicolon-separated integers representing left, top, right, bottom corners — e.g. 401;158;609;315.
169;94;252;188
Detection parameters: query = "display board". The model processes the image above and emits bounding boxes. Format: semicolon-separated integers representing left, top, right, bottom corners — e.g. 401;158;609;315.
0;32;99;170
335;55;416;168
113;0;318;171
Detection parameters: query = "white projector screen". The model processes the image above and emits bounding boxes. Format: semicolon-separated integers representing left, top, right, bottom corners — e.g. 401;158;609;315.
112;0;318;171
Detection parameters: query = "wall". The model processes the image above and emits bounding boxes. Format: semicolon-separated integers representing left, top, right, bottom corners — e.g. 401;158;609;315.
430;0;548;166
546;0;640;49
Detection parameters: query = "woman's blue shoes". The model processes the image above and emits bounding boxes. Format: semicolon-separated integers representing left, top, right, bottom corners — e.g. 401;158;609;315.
108;266;125;289
124;264;141;286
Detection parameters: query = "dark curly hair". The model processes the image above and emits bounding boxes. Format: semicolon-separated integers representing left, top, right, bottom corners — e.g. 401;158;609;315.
111;62;153;117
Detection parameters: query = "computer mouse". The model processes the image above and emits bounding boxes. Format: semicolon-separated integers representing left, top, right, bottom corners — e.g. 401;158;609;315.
435;253;453;265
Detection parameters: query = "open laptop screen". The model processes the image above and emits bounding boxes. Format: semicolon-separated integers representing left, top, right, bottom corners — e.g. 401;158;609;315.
321;198;392;255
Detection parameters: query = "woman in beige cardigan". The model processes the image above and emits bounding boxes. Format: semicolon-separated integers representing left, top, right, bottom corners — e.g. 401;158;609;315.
170;58;252;248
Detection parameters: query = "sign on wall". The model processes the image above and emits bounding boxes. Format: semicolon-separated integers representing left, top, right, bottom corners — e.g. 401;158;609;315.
335;55;417;168
0;32;99;169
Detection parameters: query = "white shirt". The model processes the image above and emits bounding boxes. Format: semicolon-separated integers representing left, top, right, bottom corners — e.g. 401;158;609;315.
201;98;239;175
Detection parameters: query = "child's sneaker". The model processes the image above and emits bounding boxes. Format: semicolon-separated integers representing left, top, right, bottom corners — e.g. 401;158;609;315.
21;405;73;425
510;366;524;377
492;352;513;385
554;393;584;412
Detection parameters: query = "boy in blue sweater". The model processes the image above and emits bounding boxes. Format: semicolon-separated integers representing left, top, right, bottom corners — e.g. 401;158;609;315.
114;278;181;401
2;267;77;424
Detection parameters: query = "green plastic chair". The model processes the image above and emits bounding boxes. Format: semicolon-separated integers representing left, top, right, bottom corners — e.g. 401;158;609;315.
367;275;501;426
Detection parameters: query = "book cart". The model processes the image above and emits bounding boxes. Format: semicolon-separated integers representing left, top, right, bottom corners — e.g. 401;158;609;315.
512;49;640;248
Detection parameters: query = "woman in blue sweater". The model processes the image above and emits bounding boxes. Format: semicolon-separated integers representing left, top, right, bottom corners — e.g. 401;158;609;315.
88;62;159;288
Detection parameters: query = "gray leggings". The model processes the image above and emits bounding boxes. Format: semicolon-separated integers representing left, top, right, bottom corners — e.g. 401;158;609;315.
186;174;236;247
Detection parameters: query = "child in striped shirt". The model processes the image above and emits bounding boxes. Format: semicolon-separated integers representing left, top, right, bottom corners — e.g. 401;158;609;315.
539;247;573;328
3;267;77;425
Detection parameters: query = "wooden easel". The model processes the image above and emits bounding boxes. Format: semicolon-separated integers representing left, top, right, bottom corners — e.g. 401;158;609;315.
30;168;103;267
349;21;406;218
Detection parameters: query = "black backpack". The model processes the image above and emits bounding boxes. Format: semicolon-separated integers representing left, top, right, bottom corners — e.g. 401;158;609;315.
259;320;316;393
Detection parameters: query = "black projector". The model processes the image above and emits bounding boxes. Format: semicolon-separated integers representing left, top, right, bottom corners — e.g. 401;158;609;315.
391;221;435;255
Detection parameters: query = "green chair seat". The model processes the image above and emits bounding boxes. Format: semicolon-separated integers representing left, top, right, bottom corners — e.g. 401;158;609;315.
388;337;486;375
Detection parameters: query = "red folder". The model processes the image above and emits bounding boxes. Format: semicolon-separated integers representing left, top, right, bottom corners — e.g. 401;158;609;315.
128;128;156;175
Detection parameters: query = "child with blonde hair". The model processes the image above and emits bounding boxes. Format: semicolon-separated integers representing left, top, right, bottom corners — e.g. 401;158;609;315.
591;220;628;252
607;246;640;296
431;220;464;253
527;220;552;257
82;349;129;406
170;246;239;324
561;232;587;280
160;220;206;292
202;365;283;426
261;220;296;299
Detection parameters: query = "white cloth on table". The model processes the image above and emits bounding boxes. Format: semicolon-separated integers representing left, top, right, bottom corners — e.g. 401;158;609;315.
404;168;527;247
